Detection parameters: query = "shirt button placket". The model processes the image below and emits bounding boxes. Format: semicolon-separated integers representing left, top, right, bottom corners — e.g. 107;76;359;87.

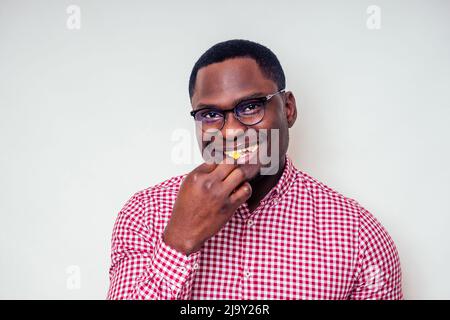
241;217;255;299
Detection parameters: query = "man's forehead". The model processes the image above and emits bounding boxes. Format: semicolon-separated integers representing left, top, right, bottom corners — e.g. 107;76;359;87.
192;58;276;108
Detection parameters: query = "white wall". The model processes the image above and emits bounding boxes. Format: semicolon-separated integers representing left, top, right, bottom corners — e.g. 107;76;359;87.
0;0;449;299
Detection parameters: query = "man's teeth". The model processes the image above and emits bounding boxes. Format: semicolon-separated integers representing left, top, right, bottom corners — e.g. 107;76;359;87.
224;145;258;159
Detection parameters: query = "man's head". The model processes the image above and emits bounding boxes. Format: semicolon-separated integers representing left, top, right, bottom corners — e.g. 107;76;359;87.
189;39;297;181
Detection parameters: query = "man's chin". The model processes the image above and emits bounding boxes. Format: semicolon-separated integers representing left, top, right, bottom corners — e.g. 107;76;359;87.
238;162;261;182
241;157;284;182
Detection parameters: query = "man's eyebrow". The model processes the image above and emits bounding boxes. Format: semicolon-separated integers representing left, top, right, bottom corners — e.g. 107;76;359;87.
194;92;265;110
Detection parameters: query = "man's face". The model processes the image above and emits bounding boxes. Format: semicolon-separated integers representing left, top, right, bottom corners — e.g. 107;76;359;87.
190;57;297;181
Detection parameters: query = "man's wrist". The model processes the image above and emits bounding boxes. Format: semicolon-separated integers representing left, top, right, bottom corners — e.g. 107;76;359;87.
162;229;199;256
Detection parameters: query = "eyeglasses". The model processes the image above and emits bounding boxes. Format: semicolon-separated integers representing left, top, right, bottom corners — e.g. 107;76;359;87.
190;89;285;131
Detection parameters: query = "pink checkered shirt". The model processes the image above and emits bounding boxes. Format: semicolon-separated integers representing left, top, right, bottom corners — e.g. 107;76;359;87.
107;156;402;300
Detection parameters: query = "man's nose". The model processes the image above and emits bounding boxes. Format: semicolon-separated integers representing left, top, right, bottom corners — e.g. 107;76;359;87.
221;112;247;141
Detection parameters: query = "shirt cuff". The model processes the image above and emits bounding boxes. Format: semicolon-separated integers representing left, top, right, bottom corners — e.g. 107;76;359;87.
151;236;201;290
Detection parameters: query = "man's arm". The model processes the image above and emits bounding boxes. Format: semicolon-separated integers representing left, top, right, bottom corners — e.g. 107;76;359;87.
107;193;201;300
107;161;252;299
349;206;403;300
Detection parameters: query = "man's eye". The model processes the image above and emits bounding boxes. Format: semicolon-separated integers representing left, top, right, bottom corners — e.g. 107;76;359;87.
241;102;263;114
201;111;221;119
244;104;257;111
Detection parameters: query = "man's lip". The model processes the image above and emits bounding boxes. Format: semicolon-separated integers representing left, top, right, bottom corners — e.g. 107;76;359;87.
212;143;259;152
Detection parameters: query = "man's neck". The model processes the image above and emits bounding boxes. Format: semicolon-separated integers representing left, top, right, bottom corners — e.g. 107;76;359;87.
247;155;286;213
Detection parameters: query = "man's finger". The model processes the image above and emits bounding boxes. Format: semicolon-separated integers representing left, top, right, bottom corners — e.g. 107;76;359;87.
222;167;249;195
194;161;218;174
211;161;238;181
229;182;252;207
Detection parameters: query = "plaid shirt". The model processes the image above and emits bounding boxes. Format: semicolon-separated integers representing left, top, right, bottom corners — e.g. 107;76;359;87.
107;156;402;300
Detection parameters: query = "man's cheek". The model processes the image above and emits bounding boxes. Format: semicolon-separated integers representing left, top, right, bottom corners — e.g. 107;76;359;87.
258;129;281;176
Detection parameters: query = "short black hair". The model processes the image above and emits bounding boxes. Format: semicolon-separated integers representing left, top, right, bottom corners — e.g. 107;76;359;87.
188;39;286;99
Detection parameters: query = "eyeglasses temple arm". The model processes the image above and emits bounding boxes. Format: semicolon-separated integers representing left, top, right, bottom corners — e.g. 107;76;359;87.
265;89;286;100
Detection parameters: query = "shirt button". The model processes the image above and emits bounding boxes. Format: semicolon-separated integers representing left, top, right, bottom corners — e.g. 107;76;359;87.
244;270;252;279
247;219;254;227
192;263;199;270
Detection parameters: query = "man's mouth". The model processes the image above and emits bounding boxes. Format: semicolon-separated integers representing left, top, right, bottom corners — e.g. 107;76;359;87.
223;143;259;160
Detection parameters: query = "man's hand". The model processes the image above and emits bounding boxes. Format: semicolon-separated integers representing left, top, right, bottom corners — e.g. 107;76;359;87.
162;162;252;255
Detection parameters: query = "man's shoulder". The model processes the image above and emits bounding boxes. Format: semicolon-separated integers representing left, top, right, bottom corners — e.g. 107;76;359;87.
115;174;187;223
133;174;187;203
294;168;390;233
290;167;383;233
295;169;362;212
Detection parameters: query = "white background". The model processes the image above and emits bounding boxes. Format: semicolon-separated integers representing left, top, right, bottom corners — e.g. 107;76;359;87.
0;0;449;299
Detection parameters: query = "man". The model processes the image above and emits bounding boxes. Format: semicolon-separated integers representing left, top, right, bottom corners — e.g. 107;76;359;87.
107;39;403;300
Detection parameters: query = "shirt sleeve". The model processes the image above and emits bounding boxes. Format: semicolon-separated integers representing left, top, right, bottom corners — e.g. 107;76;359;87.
106;193;201;300
349;205;403;300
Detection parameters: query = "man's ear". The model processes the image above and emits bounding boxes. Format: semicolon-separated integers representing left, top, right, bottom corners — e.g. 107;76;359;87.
284;91;297;128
